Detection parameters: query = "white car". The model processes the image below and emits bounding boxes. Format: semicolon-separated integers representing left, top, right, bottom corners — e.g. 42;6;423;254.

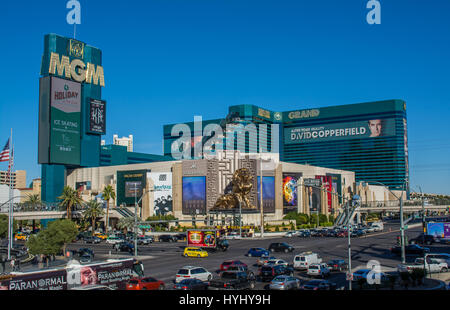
105;236;125;244
293;252;322;270
307;263;331;278
224;232;242;240
175;266;212;283
264;259;289;267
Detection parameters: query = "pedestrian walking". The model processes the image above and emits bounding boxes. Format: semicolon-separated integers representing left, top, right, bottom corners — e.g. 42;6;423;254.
10;257;16;271
0;254;6;274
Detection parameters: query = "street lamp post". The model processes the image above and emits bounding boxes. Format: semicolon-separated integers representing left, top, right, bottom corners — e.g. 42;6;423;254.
133;187;157;257
368;180;408;264
295;179;353;290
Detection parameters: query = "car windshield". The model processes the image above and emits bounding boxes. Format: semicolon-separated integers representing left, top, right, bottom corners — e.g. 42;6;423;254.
267;260;277;264
272;276;286;282
307;280;322;285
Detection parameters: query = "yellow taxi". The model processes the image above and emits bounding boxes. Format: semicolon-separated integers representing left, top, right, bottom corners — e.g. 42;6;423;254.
15;233;28;241
183;247;209;258
94;233;108;240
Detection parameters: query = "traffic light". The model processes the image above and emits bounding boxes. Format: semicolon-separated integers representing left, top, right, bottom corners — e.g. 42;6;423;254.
192;216;196;226
209;217;214;226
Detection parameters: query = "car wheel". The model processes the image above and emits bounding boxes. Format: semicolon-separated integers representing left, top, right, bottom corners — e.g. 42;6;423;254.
207;275;212;281
284;249;289;253
197;254;201;258
248;253;252;257
441;267;448;273
159;285;165;290
184;254;188;257
270;249;275;253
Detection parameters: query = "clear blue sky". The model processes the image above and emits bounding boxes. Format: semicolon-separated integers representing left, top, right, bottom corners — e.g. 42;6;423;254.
1;0;449;195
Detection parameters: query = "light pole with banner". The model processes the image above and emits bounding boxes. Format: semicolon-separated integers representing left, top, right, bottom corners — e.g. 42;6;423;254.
295;179;353;290
367;179;408;264
133;187;158;257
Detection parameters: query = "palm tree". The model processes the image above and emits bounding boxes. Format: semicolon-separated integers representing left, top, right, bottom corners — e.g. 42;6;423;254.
25;194;43;211
102;185;116;234
116;217;135;235
83;200;105;232
57;186;83;220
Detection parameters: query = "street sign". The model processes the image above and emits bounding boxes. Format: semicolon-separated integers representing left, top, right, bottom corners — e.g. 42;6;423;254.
138;225;151;229
346;272;353;281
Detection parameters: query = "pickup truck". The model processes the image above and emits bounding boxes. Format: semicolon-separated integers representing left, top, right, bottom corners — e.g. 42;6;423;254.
397;258;449;274
208;270;256;290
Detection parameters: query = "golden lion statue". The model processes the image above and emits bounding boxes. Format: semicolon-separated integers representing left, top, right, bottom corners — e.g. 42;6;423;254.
214;168;256;210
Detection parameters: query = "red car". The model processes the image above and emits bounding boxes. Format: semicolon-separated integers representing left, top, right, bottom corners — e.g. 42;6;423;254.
219;260;247;271
336;231;348;238
126;277;165;290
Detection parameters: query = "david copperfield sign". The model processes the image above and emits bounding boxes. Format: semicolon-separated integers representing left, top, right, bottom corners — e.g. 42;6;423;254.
285;118;396;144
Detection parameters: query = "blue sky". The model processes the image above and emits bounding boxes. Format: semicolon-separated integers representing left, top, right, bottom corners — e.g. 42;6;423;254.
1;0;449;194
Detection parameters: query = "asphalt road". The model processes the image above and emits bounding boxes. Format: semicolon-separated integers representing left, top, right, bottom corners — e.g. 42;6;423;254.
64;221;450;290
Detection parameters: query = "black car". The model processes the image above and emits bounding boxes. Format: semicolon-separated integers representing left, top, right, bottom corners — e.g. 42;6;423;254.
114;242;136;253
268;243;294;253
83;236;101;244
78;248;95;258
409;234;436;245
297;230;311;238
173;279;208;290
326;260;348;272
158;234;177;242
391;244;430;256
259;265;295;282
175;233;187;241
301;279;337;290
216;239;229;251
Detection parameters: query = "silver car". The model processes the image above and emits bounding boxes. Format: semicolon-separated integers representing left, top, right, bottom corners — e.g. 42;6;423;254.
269;275;302;290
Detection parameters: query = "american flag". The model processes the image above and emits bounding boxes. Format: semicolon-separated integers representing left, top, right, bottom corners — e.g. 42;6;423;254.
0;138;10;162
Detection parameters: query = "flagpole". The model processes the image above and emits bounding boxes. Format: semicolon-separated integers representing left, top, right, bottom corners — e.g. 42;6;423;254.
7;128;12;260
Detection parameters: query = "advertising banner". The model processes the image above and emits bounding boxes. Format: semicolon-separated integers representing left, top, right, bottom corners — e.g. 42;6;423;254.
117;170;148;206
444;223;450;239
284;118;396;144
327;173;342;204
75;181;91;191
68;260;134;290
257;176;276;213
304;178;322;213
147;172;173;215
49;77;81;165
427;222;445;238
316;175;332;212
187;230;217;248
1;270;67;290
89;99;106;134
182;176;206;215
282;173;302;210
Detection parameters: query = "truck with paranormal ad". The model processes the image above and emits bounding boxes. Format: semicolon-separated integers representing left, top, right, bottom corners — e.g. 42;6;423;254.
0;258;143;290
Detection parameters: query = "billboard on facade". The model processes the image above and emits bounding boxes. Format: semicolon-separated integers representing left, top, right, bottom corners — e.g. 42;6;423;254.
303;178;322;213
89;99;106;134
75;181;91;191
282;173;302;210
182;176;206;215
117;170;148;206
257;176;276;213
316;175;332;212
147;172;173;216
327;173;342;204
49;77;82;165
284;118;396;144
